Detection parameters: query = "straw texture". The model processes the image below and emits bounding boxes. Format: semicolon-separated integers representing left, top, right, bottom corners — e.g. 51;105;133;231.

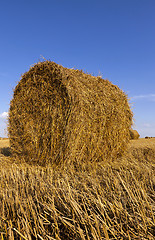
8;61;133;165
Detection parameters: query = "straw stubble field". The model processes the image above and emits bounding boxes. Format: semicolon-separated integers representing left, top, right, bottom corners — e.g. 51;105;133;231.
1;61;154;239
0;138;155;239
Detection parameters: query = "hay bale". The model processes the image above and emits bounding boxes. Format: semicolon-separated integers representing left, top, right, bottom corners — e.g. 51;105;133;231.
129;129;140;140
8;61;133;166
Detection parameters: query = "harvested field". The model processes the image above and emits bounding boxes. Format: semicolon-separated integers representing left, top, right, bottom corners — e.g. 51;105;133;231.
2;61;154;239
0;138;154;239
130;137;155;149
0;139;11;167
0;138;9;148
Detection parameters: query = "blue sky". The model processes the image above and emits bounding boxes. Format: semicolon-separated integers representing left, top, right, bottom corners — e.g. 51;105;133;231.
0;0;155;138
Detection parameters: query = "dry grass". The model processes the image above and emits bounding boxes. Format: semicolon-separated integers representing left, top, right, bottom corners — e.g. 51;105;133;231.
0;139;154;239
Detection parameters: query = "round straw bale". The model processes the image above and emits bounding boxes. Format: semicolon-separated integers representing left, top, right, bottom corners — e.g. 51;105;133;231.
129;129;140;140
8;61;133;166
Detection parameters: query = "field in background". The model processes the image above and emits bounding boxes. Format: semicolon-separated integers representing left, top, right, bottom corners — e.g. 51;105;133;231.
0;138;155;239
0;138;10;148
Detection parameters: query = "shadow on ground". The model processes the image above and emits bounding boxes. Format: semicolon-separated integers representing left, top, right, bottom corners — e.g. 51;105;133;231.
0;147;11;156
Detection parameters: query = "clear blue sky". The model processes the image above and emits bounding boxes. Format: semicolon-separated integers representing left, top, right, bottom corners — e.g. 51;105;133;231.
0;0;155;138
